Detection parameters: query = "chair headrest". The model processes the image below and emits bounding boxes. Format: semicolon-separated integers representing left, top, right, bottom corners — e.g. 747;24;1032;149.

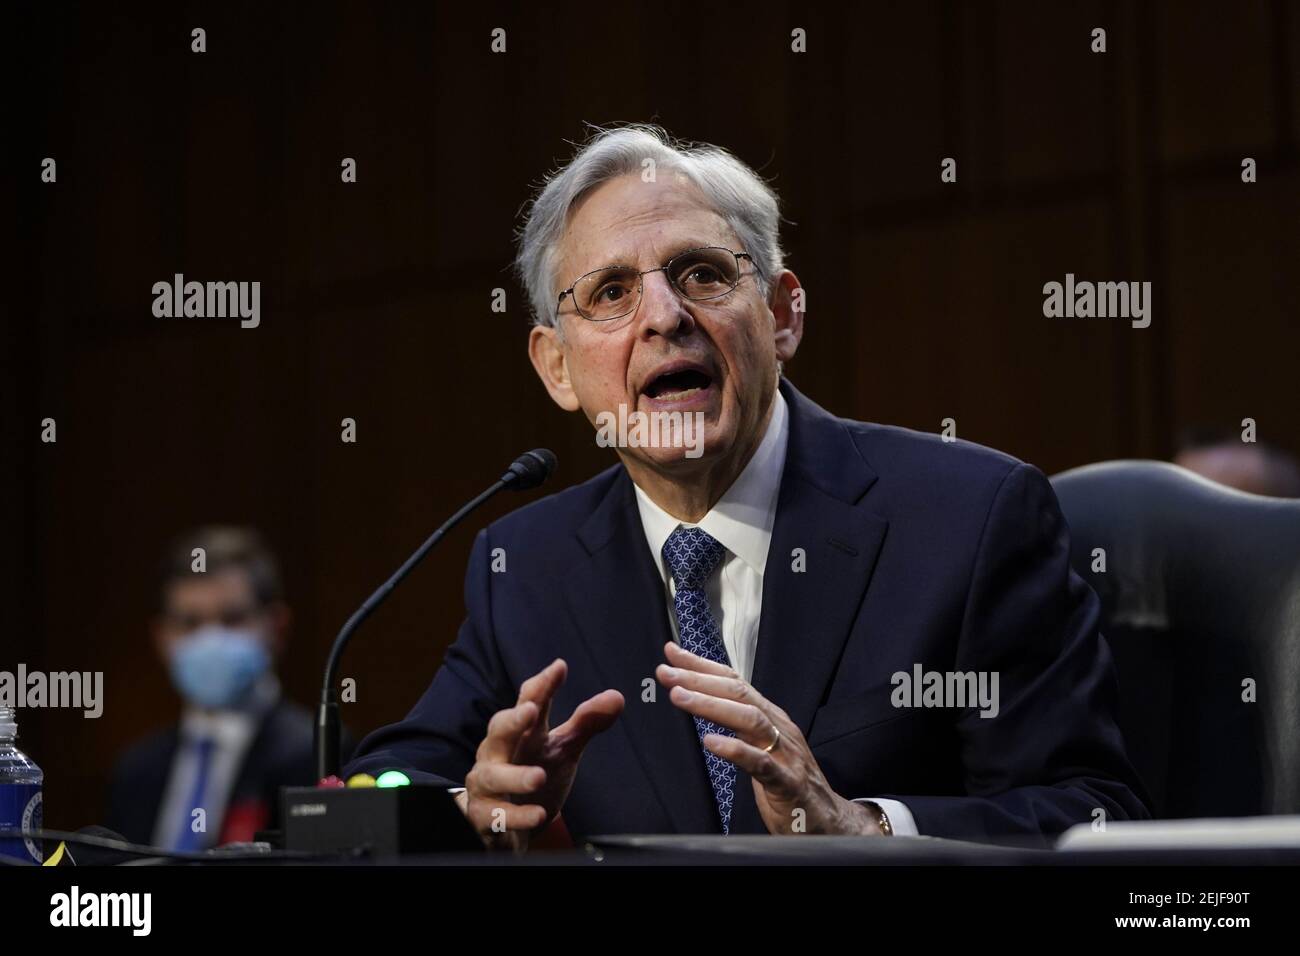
1050;460;1300;637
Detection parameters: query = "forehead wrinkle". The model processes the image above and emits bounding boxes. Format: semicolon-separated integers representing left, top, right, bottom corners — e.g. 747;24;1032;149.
564;215;738;280
558;177;736;281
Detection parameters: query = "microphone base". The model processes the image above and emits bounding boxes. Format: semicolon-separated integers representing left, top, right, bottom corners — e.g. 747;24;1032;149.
281;785;482;857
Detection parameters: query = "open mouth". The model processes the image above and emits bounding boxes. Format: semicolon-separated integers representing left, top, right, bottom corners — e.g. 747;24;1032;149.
642;365;715;401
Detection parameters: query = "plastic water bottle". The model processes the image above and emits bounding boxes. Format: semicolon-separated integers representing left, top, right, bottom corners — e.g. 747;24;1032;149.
0;708;43;863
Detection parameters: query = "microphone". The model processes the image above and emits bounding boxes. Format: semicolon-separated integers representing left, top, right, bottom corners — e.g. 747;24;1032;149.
315;449;557;781
502;448;556;490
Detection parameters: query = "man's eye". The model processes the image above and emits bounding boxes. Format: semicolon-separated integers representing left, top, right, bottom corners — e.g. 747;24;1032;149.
599;284;630;302
676;262;726;292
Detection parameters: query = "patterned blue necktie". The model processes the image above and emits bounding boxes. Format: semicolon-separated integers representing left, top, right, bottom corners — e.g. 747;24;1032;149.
662;526;737;834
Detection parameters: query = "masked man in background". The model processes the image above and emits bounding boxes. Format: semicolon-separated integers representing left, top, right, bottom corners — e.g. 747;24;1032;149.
105;527;345;849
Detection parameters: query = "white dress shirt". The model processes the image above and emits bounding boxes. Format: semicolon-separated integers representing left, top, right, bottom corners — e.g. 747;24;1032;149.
632;390;919;837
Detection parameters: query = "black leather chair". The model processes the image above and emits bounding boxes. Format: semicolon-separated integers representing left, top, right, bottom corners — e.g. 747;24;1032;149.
1051;460;1300;819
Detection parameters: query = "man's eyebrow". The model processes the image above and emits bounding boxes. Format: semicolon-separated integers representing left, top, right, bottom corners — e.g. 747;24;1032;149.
577;239;724;274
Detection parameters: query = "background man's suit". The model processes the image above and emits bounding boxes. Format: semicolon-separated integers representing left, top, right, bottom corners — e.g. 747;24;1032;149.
106;699;352;846
346;378;1149;842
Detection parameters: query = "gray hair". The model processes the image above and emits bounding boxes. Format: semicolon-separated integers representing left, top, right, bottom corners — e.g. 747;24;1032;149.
515;124;786;329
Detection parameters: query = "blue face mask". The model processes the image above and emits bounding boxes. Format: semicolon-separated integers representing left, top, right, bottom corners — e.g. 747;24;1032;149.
167;625;271;710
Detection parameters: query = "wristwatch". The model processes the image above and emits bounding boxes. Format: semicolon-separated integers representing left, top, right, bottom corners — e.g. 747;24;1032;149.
862;800;893;836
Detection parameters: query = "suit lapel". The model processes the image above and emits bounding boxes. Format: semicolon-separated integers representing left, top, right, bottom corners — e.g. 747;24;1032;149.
562;471;722;833
728;380;889;834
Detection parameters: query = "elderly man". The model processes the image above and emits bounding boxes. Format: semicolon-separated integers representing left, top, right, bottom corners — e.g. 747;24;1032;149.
345;125;1148;849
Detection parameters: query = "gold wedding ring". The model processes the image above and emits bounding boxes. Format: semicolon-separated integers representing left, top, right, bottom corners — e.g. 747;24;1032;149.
763;725;782;753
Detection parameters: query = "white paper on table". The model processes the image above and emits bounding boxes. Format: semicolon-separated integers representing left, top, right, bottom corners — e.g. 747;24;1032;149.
1057;815;1300;850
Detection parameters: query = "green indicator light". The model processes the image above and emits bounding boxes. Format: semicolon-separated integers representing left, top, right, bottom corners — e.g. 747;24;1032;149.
375;770;412;789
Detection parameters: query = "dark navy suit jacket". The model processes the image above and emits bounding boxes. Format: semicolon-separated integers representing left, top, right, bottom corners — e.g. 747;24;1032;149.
346;379;1149;842
105;699;354;846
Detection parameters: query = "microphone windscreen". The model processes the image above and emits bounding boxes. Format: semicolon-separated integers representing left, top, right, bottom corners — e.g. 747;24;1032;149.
504;449;557;490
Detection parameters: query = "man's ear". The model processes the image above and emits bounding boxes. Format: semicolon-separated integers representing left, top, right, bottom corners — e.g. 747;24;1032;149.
528;324;582;412
769;269;805;363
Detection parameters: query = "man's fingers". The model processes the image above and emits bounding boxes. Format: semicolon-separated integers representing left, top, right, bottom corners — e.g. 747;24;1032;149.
466;762;546;797
656;663;756;704
668;684;774;746
702;733;797;798
465;800;549;834
518;658;567;708
664;641;737;678
477;699;538;764
516;658;567;735
550;689;625;747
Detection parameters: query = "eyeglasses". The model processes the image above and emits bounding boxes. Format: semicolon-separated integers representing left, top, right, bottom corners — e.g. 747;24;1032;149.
556;246;753;323
164;604;263;633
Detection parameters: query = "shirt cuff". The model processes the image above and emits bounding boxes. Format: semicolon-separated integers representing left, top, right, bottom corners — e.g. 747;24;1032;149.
853;797;919;836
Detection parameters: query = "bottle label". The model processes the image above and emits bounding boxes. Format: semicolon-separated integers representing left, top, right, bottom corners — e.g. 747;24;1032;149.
0;784;43;864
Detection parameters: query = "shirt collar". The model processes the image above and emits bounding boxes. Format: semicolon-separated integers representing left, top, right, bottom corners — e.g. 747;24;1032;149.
634;389;789;577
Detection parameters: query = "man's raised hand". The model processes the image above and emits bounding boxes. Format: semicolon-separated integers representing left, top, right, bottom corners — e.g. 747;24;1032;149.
458;658;623;851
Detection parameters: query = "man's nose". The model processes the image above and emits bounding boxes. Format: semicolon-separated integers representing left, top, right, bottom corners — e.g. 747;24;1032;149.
636;270;694;338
